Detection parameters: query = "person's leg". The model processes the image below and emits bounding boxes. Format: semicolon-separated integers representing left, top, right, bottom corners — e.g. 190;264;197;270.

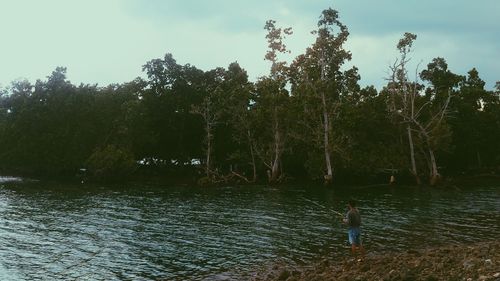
352;229;363;256
348;229;354;254
358;234;365;257
358;244;365;257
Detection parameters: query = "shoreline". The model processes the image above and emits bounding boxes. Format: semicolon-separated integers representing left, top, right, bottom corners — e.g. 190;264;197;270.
2;172;500;189
251;241;500;281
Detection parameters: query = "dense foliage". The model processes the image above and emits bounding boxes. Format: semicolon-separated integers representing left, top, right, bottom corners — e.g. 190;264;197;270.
0;8;498;185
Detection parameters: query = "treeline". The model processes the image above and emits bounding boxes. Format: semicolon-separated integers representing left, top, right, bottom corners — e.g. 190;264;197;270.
0;8;498;185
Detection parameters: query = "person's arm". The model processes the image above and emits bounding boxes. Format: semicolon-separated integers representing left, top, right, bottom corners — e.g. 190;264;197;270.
343;211;349;224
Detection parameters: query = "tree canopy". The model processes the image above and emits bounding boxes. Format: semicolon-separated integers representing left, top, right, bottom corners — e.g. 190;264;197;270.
0;8;498;185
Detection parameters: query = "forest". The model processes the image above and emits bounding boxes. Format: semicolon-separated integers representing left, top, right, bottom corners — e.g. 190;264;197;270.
0;8;498;186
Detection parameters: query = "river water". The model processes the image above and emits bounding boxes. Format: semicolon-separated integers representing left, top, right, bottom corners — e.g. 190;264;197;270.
0;179;498;280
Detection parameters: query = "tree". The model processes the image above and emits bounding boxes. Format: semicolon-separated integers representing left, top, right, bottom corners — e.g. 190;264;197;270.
420;57;463;103
218;62;258;182
289;8;355;184
387;34;454;185
448;70;500;172
255;19;293;183
386;33;421;184
191;68;225;178
142;53;205;168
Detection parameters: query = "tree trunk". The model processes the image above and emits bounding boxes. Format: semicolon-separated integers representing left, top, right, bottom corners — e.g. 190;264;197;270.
270;129;280;183
320;55;333;185
407;125;420;185
428;147;440;186
414;121;441;186
419;145;432;180
321;91;333;185
248;130;257;182
205;118;212;178
270;108;281;183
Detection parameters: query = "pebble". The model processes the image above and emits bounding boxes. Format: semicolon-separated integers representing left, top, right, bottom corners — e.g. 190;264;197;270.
463;260;474;270
494;272;500;278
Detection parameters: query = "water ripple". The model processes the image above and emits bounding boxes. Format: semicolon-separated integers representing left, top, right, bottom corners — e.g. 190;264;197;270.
0;183;498;280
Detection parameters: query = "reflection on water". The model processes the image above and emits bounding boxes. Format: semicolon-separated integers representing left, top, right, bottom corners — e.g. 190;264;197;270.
0;182;498;280
0;177;23;183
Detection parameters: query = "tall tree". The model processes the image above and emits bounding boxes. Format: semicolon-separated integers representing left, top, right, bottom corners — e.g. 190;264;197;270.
191;68;225;178
219;63;258;182
388;34;454;185
142;53;204;167
256;20;292;183
449;70;499;172
290;8;354;184
386;33;421;184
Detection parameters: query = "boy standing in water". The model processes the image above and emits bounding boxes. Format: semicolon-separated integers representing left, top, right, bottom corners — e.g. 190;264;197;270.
343;199;365;256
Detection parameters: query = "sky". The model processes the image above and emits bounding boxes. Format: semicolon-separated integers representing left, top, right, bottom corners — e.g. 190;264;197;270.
0;0;498;90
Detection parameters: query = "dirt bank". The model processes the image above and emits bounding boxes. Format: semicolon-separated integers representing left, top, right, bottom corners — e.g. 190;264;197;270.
251;241;499;281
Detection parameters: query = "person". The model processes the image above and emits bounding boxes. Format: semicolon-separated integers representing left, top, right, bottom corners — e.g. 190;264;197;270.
343;199;365;256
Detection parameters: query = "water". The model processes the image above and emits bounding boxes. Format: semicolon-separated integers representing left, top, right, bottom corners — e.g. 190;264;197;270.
0;180;498;280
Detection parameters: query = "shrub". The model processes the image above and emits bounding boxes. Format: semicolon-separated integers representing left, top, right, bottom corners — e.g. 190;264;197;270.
86;145;136;181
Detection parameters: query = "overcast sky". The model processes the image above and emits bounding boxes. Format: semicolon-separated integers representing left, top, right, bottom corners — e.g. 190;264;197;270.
0;0;498;90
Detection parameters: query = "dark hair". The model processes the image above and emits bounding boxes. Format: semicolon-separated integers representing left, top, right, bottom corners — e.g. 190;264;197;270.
348;199;357;208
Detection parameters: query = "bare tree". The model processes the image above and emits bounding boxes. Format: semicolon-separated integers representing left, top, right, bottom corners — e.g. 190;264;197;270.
387;33;452;185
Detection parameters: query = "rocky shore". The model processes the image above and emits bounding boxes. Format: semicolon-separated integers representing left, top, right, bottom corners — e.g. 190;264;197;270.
251;241;499;281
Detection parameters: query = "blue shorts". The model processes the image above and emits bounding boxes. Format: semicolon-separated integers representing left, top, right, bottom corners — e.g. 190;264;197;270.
348;227;362;246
